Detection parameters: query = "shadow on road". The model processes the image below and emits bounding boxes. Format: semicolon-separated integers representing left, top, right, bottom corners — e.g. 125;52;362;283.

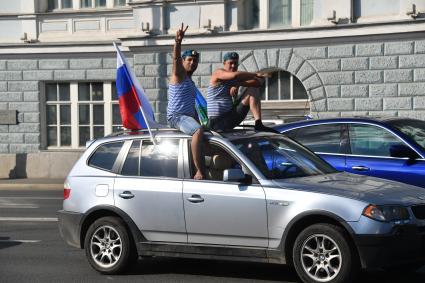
0;236;22;250
126;257;299;282
120;257;425;283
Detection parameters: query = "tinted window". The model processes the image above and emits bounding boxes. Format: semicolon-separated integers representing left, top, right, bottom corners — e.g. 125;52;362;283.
286;124;343;154
388;119;425;151
140;139;179;178
121;140;140;176
349;124;404;157
89;141;123;171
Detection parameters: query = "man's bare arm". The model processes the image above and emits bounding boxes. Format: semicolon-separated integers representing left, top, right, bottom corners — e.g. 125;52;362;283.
170;23;188;84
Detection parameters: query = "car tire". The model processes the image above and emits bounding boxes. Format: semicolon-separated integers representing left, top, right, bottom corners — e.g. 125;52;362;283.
84;216;137;274
293;223;359;283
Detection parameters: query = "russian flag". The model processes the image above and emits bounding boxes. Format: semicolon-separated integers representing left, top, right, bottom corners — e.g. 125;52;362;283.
114;43;156;130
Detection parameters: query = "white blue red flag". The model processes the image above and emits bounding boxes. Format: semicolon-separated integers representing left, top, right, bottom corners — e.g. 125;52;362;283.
114;42;156;130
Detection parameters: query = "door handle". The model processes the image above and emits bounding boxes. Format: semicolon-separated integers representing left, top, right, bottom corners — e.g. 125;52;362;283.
119;191;135;199
187;194;204;203
351;166;370;171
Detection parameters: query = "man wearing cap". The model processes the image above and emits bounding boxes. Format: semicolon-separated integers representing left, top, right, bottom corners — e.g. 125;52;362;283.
167;24;205;180
207;51;273;132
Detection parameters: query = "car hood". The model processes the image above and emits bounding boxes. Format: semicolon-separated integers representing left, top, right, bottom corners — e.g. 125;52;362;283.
272;172;425;206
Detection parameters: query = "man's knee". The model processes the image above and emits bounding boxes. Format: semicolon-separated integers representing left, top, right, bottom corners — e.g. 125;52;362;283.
193;127;204;137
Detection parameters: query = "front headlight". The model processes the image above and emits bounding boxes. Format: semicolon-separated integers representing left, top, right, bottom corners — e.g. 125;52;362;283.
363;204;410;222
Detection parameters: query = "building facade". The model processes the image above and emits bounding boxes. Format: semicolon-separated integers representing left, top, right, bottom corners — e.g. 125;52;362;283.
0;0;425;178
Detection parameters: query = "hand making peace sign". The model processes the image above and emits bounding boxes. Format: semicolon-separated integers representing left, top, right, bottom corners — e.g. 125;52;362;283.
175;23;188;44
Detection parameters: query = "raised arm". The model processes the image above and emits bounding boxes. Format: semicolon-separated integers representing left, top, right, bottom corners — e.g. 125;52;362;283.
170;23;188;84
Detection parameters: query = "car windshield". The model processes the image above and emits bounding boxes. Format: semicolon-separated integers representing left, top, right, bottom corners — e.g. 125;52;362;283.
388;120;425;150
231;135;337;180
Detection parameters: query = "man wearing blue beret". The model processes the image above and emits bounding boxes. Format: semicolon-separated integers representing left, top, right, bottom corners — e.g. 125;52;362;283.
167;23;205;180
207;51;274;132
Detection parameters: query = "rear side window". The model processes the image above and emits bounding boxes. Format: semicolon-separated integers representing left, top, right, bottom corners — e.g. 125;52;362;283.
286;124;344;154
120;139;180;178
88;141;124;171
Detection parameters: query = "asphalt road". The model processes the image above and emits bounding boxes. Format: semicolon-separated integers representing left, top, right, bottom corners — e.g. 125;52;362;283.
0;188;424;283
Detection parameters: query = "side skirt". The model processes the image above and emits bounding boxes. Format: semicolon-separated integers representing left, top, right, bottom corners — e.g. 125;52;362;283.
137;242;286;264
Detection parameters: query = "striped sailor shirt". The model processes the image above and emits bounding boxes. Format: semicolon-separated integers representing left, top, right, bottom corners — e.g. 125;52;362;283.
167;76;197;121
207;79;237;118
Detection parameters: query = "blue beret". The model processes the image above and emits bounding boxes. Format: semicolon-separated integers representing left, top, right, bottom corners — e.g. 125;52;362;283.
182;49;200;59
223;52;239;62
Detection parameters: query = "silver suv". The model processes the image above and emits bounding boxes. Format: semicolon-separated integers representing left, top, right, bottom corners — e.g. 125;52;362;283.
58;129;425;283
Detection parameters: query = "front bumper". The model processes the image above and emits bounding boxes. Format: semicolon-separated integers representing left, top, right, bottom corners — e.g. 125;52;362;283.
57;210;83;249
354;225;425;269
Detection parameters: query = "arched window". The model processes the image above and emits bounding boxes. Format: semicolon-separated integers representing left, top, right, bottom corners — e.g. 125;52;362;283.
260;70;308;101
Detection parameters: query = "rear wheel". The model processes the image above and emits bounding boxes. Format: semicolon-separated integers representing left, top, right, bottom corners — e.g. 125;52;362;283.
293;223;359;283
84;216;136;274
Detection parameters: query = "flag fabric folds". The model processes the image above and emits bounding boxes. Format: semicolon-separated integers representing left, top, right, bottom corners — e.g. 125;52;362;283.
195;88;208;127
114;43;156;130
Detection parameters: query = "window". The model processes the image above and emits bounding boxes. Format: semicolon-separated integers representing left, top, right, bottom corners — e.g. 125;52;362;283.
349;124;405;157
78;82;105;146
114;0;126;6
286;124;345;154
121;140;141;176
140;140;179;178
260;70;308;101
45;82;122;149
88;141;124;171
48;0;72;10
81;0;106;8
300;0;314;26
240;0;314;29
233;136;336;179
121;139;180;178
46;83;71;147
242;0;260;29
269;0;292;28
111;83;122;132
203;143;243;181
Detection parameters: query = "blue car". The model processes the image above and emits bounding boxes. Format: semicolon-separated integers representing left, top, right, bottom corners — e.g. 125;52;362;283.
274;117;425;188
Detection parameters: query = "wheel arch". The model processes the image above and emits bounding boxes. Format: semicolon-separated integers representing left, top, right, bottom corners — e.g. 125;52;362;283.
79;205;146;249
280;210;359;266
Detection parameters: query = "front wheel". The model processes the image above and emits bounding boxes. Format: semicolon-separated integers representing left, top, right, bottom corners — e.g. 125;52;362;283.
84;216;136;274
293;223;359;283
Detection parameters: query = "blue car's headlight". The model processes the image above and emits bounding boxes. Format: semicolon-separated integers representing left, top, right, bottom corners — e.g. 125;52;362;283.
363;204;410;222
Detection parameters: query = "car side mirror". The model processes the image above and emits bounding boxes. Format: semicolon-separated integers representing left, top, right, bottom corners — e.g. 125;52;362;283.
223;169;251;184
390;144;418;160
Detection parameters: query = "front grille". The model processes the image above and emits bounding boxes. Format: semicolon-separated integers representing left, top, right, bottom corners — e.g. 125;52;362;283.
411;205;425;220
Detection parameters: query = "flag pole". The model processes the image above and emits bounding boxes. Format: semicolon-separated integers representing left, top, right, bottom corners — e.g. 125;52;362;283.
113;42;156;145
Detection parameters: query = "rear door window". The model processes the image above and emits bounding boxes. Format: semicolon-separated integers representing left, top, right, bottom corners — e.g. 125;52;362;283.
88;141;124;171
286;124;344;154
120;139;180;178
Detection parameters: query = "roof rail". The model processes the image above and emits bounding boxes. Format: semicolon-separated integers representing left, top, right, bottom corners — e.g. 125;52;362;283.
106;127;181;138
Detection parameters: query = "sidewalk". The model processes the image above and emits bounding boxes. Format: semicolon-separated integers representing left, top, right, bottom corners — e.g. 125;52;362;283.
0;178;64;190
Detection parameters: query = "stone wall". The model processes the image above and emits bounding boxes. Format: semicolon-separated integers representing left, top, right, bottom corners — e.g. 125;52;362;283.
0;35;425;178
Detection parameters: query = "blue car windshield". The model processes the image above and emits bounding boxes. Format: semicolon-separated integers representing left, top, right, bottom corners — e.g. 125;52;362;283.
232;136;336;180
388;120;425;151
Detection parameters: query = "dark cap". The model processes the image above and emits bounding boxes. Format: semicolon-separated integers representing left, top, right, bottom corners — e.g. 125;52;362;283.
182;49;200;59
223;52;239;62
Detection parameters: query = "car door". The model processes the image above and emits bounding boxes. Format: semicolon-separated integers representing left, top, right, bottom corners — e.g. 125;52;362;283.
346;123;425;188
114;138;187;243
284;123;347;171
182;141;268;247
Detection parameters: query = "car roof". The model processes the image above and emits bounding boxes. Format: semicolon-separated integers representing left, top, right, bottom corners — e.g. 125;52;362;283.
274;116;421;130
